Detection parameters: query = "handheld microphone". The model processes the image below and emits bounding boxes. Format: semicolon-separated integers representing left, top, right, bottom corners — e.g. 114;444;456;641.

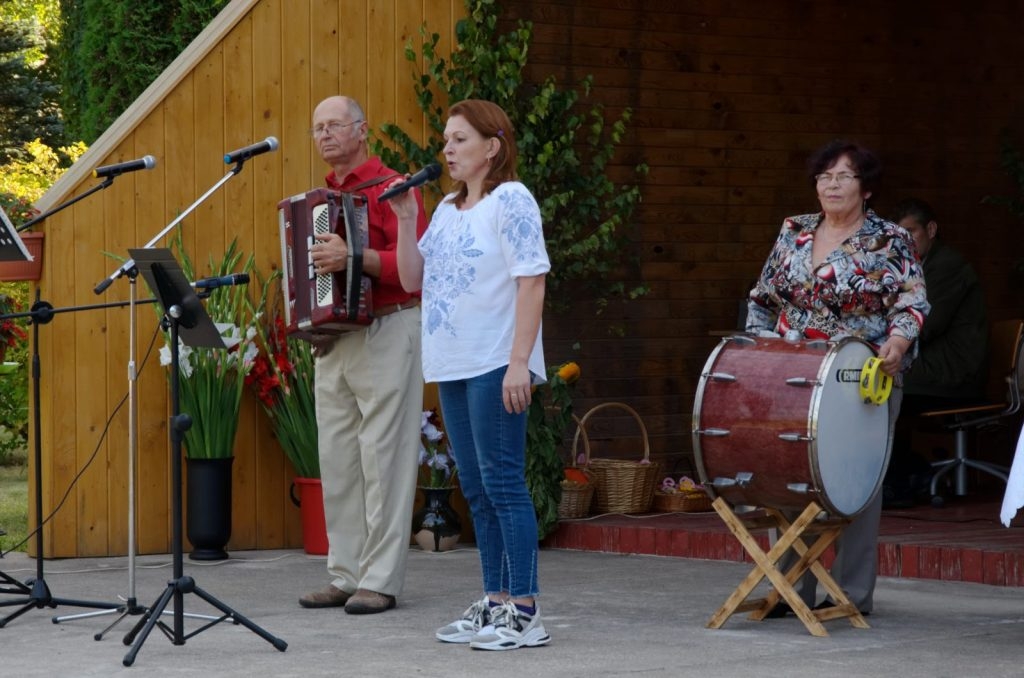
224;137;279;164
377;163;442;201
93;155;156;179
192;273;251;290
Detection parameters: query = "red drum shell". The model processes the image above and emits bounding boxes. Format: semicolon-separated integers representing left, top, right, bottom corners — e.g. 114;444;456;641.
692;336;889;517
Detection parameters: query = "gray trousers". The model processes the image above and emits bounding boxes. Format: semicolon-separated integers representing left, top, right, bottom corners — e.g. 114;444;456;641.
776;387;902;613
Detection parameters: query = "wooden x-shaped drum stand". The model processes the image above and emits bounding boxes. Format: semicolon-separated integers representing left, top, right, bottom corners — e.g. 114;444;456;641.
705;497;869;637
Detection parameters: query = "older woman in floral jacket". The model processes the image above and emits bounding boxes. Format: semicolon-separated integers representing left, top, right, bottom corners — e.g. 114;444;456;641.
746;139;929;618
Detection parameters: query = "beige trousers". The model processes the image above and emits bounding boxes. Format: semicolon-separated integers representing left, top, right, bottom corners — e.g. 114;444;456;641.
314;306;422;596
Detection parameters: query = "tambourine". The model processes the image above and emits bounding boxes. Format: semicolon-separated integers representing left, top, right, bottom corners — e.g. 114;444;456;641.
859;356;892;405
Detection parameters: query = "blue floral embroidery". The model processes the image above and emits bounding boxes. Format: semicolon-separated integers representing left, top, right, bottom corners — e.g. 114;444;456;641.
423;222;482;336
499;189;543;262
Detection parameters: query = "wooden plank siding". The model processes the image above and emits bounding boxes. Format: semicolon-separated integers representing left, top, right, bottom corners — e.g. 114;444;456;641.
32;0;465;557
497;0;1024;478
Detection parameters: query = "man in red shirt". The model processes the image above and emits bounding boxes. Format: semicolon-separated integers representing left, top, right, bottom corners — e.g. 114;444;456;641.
299;95;428;614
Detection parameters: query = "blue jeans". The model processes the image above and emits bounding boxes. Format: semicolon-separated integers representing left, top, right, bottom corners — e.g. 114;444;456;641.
438;367;540;599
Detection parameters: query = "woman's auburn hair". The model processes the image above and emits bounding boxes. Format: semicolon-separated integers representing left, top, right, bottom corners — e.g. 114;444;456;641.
447;99;518;207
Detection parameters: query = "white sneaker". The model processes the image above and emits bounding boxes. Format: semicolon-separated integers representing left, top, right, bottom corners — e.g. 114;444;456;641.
470;600;550;651
436;597;491;643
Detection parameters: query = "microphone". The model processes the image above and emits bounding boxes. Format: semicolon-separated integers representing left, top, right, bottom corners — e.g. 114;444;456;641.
224;136;279;164
192;273;250;290
93;155;156;179
378;163;442;201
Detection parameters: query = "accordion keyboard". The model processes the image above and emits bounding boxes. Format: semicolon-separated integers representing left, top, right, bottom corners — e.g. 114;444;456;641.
312;204;332;308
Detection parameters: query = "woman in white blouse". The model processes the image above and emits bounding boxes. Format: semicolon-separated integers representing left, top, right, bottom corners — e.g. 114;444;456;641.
392;99;551;651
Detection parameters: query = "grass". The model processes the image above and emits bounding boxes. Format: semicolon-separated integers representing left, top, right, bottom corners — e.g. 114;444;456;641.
0;463;28;553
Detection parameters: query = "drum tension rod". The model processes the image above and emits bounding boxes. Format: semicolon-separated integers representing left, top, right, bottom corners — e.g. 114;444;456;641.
712;472;753;488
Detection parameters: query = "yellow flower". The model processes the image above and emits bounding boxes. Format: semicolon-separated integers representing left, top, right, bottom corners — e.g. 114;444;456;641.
556;361;581;384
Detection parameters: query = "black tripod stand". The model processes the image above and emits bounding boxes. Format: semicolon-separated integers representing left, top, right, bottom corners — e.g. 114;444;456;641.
121;248;286;667
0;165;139;622
0;295;123;626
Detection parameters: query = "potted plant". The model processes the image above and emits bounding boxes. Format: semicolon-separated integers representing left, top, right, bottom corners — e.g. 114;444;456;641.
248;292;322;554
412;409;461;552
159;237;261;560
526;362;582;540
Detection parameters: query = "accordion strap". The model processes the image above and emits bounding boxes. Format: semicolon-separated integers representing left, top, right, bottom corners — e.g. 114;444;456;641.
350;173;400;193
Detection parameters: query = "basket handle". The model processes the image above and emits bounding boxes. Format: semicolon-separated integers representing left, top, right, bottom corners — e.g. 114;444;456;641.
567;413;591;469
574;401;651;464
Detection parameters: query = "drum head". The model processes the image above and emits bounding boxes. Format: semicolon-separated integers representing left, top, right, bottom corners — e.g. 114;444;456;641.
811;340;890;516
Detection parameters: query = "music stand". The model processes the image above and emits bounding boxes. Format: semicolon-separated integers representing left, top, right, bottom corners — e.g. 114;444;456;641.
0;204;34;262
120;248;287;666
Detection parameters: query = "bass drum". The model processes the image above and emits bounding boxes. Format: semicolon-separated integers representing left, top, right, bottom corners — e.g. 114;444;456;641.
692;335;890;517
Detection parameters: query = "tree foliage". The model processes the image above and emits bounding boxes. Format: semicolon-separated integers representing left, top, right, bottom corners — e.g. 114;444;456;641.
58;0;229;143
0;0;63;164
371;0;649;315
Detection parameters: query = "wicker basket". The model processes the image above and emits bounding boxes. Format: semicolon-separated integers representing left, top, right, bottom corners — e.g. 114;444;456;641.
559;414;595;520
573;402;661;515
652;490;713;513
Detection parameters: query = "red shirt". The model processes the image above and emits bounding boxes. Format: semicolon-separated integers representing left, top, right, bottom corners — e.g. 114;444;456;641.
325;157;428;307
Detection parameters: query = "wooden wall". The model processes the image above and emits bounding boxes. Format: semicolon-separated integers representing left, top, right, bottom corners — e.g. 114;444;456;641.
499;0;1024;476
33;0;463;558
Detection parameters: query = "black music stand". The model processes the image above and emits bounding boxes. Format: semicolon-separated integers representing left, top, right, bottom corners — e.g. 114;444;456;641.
121;248;286;667
0;203;33;262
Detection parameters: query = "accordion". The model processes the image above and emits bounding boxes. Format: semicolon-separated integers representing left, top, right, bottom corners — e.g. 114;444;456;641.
278;188;373;336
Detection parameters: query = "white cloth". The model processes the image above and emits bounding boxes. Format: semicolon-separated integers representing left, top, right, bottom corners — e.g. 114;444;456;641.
999;421;1024;526
418;181;550;383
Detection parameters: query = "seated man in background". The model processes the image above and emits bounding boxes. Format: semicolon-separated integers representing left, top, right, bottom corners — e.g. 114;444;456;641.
884;198;988;507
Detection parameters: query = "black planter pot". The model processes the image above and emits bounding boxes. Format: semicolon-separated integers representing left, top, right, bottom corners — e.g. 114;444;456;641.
186;457;234;561
412;487;461;552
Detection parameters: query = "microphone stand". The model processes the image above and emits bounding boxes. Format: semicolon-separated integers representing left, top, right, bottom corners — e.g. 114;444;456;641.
51;274;216;636
63;161;251;640
95;162;245;295
80;157;285;665
16;177;113;233
0;293;157;627
0;176;126;626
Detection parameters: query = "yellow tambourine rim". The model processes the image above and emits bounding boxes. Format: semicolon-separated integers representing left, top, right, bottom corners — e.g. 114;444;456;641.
859;356;892;406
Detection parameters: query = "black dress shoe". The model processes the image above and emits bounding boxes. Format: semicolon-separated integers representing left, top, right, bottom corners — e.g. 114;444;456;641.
764;602;792;618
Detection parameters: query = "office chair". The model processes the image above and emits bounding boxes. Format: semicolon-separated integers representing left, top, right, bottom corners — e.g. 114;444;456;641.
921;318;1024;506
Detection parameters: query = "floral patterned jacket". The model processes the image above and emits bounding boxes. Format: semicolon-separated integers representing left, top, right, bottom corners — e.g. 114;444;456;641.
746;210;929;372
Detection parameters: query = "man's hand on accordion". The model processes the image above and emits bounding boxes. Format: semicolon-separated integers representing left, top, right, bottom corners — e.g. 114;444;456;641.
312;232;348;274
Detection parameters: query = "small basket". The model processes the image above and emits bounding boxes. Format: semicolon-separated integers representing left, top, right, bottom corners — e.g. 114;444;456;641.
559;414;595;520
652;489;713;513
573;402;661;515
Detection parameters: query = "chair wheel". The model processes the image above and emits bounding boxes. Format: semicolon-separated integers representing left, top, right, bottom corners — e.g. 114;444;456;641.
930;495;945;508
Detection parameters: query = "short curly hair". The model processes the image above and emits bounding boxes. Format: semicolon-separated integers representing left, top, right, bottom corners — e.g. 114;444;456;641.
807;139;882;195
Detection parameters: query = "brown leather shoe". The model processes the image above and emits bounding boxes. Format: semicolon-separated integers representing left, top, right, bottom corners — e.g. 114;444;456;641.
344;588;397;614
299;584;352;609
